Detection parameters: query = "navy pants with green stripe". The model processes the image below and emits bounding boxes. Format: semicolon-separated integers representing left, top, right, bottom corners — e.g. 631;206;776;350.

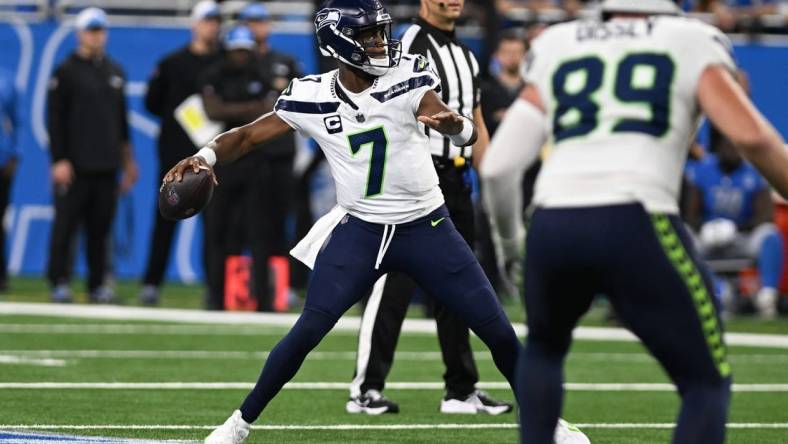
519;203;731;444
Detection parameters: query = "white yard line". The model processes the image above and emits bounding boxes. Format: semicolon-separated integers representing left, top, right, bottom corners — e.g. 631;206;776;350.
0;350;786;364
1;423;788;431
0;324;296;336
1;382;787;392
1;322;787;351
2;302;788;349
0;355;66;367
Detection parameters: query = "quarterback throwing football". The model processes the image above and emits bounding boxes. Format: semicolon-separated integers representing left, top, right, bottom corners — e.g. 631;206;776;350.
165;1;587;443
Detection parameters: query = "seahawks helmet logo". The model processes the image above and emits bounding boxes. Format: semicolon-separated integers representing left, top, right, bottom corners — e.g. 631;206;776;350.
315;9;341;30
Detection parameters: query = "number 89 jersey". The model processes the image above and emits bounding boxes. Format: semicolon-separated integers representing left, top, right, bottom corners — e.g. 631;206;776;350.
526;16;735;214
274;55;445;224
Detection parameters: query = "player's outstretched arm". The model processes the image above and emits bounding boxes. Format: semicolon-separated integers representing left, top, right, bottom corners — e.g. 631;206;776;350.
163;111;293;184
416;90;478;147
480;84;547;264
698;66;788;198
471;105;491;169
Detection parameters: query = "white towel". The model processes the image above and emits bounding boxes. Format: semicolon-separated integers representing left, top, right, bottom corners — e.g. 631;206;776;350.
290;205;347;270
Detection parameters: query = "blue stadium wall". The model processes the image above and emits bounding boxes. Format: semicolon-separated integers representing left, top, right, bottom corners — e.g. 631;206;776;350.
0;21;786;283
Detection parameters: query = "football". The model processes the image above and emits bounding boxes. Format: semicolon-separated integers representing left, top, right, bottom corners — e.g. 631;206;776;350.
158;167;215;221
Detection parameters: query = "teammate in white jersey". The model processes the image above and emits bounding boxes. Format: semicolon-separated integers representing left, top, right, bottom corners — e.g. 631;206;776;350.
481;0;788;443
163;1;588;443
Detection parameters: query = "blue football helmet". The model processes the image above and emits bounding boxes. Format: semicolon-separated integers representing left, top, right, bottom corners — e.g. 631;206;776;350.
315;0;402;76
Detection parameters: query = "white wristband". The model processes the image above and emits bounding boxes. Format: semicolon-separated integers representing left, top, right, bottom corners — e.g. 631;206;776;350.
449;117;474;147
195;147;217;167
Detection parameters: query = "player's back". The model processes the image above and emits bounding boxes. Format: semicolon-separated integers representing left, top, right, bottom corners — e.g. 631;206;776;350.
527;16;735;214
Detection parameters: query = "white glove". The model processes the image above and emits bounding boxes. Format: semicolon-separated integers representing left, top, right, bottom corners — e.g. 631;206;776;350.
700;218;737;248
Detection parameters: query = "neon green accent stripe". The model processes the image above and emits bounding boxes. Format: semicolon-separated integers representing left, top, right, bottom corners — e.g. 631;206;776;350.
651;214;732;378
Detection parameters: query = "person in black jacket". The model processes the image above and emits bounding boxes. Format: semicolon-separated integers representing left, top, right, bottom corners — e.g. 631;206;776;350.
200;26;274;311
138;0;222;305
46;8;138;303
239;2;303;311
0;68;20;293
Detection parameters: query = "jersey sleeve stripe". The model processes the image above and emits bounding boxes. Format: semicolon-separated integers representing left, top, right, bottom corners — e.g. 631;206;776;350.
370;75;437;103
275;99;340;114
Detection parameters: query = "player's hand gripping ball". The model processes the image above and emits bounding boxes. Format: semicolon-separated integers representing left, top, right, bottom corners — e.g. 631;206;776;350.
159;156;217;221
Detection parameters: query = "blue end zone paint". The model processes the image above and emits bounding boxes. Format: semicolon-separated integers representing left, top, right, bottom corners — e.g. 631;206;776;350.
0;431;194;443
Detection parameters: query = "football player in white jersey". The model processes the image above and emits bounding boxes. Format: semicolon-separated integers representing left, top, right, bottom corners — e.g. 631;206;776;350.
481;0;788;442
164;1;588;443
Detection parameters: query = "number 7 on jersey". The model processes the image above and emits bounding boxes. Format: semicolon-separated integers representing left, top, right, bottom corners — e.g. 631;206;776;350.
348;126;389;198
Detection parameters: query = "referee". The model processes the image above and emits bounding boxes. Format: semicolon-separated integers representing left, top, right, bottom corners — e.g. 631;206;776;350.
346;0;512;415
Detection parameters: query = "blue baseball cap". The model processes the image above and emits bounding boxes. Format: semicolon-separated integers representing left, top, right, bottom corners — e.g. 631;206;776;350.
224;26;256;50
239;3;271;21
75;7;108;31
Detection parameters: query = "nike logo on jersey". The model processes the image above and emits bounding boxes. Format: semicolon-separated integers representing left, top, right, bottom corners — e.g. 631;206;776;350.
431;217;446;227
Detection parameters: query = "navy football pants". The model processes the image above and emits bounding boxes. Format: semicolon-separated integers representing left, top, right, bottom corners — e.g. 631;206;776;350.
519;204;731;444
240;205;521;421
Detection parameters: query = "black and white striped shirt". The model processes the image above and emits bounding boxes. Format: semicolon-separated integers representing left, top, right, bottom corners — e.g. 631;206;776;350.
400;18;481;160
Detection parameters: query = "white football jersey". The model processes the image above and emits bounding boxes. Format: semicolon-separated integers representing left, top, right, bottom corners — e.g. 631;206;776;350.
526;16;736;214
275;55;445;224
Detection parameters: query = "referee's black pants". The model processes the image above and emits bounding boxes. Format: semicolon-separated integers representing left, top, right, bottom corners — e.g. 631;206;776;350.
351;160;479;399
47;171;118;293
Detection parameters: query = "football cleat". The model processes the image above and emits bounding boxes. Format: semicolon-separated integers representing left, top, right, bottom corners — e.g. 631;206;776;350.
50;285;73;303
138;285;160;306
755;287;778;319
554;418;591;444
346;389;400;415
90;286;118;304
440;390;513;415
205;410;251;444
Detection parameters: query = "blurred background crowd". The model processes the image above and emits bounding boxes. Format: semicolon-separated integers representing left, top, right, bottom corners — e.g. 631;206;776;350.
0;0;786;318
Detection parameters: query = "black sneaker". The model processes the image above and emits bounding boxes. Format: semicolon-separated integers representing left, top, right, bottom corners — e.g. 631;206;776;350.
50;285;73;303
90;286;118;304
440;390;513;415
345;390;400;415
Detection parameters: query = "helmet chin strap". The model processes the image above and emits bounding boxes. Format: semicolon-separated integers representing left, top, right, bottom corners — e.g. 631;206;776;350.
361;43;392;76
359;63;391;77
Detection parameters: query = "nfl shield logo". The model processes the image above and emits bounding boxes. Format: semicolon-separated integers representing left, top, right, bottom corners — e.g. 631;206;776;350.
166;188;180;206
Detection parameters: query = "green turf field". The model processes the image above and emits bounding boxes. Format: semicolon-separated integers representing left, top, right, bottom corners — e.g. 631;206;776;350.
1;278;787;443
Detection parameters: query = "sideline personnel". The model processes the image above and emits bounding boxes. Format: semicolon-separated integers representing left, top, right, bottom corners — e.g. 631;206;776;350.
46;8;138;303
